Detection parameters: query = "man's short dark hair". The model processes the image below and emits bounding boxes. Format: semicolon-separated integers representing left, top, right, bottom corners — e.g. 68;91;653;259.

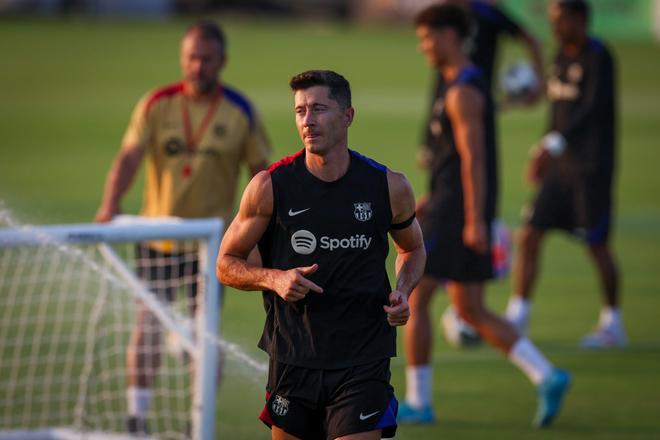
414;4;472;41
554;0;590;22
289;70;352;109
185;19;226;54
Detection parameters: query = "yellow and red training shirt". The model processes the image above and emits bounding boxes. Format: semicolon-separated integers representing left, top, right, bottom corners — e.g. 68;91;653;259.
122;81;271;224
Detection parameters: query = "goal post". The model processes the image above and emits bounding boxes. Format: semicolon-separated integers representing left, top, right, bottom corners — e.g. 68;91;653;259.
0;216;223;440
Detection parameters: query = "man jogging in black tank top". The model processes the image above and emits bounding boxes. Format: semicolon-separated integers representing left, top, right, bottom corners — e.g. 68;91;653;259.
216;70;426;440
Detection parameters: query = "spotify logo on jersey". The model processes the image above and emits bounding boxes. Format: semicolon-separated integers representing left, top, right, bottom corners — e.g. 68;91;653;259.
291;230;374;255
291;230;317;255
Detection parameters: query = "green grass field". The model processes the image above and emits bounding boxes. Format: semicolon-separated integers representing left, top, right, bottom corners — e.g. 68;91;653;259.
1;15;659;440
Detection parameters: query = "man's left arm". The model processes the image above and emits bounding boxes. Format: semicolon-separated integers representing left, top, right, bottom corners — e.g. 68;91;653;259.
447;85;489;254
384;170;426;326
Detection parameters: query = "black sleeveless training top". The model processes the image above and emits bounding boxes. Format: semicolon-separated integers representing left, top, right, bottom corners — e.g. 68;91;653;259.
427;66;498;222
257;148;395;369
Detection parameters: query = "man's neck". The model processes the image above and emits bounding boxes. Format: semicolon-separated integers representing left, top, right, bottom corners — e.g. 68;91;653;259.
440;55;471;84
183;82;220;101
305;146;351;182
563;34;588;58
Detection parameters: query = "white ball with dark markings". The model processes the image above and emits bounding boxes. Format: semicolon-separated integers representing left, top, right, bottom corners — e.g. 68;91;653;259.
500;61;539;101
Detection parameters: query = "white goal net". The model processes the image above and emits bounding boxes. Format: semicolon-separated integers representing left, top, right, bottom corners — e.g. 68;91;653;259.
0;215;223;440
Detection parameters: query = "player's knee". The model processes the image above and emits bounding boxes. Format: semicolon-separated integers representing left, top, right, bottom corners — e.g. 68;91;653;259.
454;303;485;328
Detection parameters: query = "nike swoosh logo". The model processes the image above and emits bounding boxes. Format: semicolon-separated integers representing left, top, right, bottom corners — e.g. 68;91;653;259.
359;410;380;421
288;208;310;216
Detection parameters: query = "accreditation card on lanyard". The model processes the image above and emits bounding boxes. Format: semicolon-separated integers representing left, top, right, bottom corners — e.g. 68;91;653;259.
180;86;222;178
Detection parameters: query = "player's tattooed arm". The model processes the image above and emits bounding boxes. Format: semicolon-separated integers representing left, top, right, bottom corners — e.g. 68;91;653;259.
216;171;322;302
385;170;426;325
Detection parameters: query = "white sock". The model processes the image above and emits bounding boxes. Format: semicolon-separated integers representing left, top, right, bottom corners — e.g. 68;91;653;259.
505;296;530;323
127;386;152;418
405;365;432;409
508;337;553;385
599;306;622;329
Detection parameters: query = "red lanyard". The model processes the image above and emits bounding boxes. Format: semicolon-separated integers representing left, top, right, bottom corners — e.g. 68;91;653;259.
180;86;222;178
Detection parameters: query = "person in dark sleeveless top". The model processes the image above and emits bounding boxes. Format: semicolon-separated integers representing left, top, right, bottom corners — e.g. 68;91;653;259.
418;0;545;177
399;4;570;428
505;0;626;349
217;70;426;440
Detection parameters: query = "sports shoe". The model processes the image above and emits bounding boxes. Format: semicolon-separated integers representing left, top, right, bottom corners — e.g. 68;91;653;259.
534;368;571;428
126;416;149;436
580;326;627;348
397;402;435;424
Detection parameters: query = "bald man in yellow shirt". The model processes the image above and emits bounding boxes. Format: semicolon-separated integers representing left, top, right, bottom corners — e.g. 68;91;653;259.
96;20;271;435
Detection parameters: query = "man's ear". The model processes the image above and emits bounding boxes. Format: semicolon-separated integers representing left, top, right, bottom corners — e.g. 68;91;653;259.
345;107;355;127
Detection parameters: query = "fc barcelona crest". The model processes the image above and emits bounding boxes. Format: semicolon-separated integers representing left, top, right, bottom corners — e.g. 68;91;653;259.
354;202;373;222
272;395;289;417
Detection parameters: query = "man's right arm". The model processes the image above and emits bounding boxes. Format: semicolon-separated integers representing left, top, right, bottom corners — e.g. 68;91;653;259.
95;145;144;222
96;93;154;222
216;171;323;301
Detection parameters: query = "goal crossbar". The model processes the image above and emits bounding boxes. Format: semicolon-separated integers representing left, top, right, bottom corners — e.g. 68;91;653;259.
0;216;222;247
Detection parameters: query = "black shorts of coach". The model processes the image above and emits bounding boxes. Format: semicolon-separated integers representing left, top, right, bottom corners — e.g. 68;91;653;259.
525;175;612;245
259;358;398;439
134;243;200;302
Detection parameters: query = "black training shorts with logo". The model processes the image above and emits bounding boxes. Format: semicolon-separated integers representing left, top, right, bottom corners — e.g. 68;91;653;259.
259;358;398;439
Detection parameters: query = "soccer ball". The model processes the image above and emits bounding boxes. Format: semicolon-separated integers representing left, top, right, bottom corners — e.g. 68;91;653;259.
441;305;482;348
500;61;539;102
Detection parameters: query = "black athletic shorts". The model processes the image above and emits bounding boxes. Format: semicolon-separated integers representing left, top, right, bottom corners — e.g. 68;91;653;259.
259;358;398;439
420;211;494;282
525;176;612;245
135;244;200;302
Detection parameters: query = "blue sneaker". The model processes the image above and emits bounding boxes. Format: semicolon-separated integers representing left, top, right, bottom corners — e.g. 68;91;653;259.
397;402;435;424
534;369;571;428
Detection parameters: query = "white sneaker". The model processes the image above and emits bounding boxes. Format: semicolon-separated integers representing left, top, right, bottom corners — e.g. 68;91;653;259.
580;325;627;348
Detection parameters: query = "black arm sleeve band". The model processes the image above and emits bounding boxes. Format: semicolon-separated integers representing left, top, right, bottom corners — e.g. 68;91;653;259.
390;212;416;230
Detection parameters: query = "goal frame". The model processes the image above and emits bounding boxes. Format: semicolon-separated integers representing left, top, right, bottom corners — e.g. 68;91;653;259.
0;216;224;440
